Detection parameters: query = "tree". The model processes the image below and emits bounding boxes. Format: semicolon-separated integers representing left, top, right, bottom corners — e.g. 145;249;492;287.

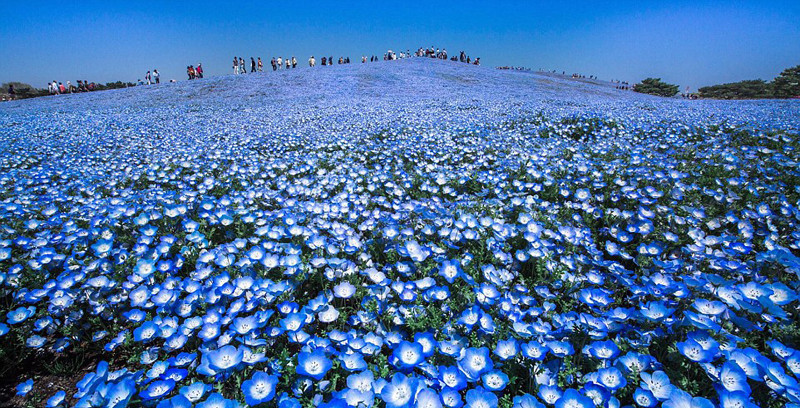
771;65;800;98
633;78;679;97
2;81;35;97
698;80;772;99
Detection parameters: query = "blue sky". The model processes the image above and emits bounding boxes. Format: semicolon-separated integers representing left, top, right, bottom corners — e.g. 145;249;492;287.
1;1;799;91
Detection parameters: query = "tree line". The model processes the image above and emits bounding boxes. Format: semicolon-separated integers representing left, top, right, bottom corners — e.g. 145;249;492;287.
633;64;800;99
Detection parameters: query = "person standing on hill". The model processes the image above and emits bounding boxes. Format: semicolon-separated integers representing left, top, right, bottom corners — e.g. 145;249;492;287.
309;56;315;67
239;57;246;74
271;57;277;71
258;57;263;72
292;56;297;68
329;56;333;66
251;57;256;73
196;64;203;78
145;71;152;85
153;69;160;84
276;56;283;70
8;84;15;99
233;57;239;75
321;56;327;66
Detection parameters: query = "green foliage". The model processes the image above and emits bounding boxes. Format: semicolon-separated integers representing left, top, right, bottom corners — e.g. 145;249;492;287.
633;78;680;97
698;80;773;99
771;64;800;98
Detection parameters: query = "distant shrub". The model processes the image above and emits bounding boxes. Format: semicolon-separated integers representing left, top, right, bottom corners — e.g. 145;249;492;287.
698;80;773;99
771;64;800;98
633;78;679;97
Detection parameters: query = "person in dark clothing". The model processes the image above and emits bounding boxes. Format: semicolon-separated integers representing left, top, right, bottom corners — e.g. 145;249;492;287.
7;84;14;98
322;57;327;66
271;58;277;71
251;57;256;73
329;56;333;66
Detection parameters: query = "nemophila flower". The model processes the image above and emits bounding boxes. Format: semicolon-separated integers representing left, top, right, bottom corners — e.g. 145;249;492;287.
46;390;67;408
718;390;758;408
16;379;33;396
281;312;308;332
7;306;35;324
545;340;574;358
196;392;241;408
661;389;714;408
584;340;620;360
297;350;332;380
458;347;494;382
416;388;443;408
718;361;751;394
439;260;463;284
439;366;468;390
597;367;627;391
553;389;593;408
639;301;675;322
440;388;464;408
339;352;368;371
677;339;716;363
494;339;518;360
640;371;673;400
140;379;176;401
381;373;421;408
134;259;157;278
180;382;211;403
105;378;136;408
206;345;244;372
481;370;509;391
133;321;161;343
404;240;430;262
465;387;498;408
156;395;193;408
241;371;279;406
392;341;425;370
633;388;657;407
521;341;548;361
334;281;357;298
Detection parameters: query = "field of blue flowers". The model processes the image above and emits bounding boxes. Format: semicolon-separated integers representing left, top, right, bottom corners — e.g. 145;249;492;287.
1;58;800;408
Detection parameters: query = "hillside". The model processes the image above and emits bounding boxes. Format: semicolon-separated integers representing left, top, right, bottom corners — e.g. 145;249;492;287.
0;57;800;408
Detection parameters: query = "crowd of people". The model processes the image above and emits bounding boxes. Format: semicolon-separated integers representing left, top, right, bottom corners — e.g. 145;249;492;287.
230;47;480;75
611;79;631;90
48;79;98;94
186;64;204;80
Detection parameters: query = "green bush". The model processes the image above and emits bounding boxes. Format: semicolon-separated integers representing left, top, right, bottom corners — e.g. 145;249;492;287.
633;78;679;97
698;79;773;99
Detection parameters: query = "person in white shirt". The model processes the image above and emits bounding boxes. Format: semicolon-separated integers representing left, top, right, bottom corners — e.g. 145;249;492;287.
277;57;283;70
153;70;160;84
309;56;316;67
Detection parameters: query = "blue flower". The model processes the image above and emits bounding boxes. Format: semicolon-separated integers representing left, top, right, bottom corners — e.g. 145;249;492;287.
438;366;468;391
156;395;193;408
481;370;509;391
241;371;279;406
554;389;593;408
465;387;498;408
296;350;332;380
458;347;494;382
676;339;716;363
415;388;443;408
16;379;33;396
597;367;627;391
381;373;421;408
196;392;241;408
662;389;714;408
180;382;211;403
205;345;244;372
6;306;35;324
392;341;425;371
46;390;66;408
640;371;673;400
139;379;176;401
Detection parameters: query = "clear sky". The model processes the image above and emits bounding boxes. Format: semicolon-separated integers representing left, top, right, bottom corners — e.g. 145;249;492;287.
1;1;799;91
